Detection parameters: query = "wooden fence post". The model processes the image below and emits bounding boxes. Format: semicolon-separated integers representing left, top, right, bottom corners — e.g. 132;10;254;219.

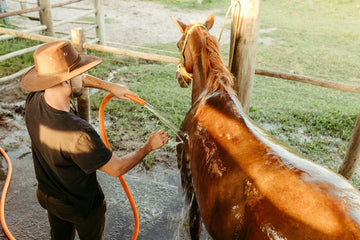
71;28;90;122
0;0;10;24
338;113;360;179
37;0;43;24
229;0;260;114
39;0;53;36
94;0;105;44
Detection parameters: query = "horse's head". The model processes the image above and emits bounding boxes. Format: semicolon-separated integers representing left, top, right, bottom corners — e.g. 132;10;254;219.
172;14;215;88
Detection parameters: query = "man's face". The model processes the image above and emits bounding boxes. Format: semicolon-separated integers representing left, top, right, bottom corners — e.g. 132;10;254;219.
70;74;85;97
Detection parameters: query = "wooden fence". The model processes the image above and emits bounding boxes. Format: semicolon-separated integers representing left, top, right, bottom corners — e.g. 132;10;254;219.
0;0;104;82
0;0;359;180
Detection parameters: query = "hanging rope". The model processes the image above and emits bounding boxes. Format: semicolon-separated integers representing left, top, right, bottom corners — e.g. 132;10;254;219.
218;0;243;70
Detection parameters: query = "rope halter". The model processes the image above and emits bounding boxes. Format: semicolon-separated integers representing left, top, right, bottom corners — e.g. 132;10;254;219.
177;23;208;88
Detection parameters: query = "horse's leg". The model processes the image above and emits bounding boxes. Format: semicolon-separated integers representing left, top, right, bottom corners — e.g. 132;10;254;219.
189;194;202;240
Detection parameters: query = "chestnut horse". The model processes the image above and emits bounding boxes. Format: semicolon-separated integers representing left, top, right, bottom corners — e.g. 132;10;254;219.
174;14;360;240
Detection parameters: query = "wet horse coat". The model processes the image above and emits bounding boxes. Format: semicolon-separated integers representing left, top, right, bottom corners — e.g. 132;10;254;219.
174;14;360;240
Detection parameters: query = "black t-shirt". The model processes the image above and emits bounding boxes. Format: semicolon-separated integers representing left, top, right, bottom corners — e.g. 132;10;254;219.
25;91;112;217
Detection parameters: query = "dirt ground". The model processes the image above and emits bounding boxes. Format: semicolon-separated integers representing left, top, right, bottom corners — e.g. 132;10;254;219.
6;0;231;44
0;0;229;239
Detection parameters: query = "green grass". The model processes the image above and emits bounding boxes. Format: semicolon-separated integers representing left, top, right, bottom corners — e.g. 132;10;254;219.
257;0;360;82
0;38;41;77
251;0;360;187
1;0;360;187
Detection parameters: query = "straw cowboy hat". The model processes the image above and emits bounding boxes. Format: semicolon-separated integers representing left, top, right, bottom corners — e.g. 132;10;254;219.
21;40;102;92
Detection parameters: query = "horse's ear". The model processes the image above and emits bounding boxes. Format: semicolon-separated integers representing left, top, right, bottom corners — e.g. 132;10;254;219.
204;13;215;30
172;16;187;34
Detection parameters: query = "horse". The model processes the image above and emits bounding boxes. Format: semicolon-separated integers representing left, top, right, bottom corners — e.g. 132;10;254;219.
173;14;360;240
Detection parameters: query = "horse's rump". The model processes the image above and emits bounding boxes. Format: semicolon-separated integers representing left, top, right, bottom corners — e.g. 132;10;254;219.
174;14;360;240
178;87;360;239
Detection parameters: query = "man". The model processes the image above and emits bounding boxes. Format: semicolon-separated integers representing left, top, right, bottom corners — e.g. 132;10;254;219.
21;40;169;240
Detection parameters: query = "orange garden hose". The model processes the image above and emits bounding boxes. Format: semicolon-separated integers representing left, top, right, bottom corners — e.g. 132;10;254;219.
0;146;16;240
99;93;148;240
124;94;146;106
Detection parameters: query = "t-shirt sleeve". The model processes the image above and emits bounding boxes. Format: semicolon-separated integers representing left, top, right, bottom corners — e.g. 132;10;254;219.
70;127;113;174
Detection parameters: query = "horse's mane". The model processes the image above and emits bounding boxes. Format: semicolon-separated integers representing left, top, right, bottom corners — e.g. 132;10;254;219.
178;27;236;207
202;30;234;95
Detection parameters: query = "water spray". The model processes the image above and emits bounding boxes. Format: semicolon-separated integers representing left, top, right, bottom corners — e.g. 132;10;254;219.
99;92;182;240
124;94;182;140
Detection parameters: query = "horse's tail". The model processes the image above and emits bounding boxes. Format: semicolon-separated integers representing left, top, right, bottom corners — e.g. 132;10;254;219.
176;135;202;239
176;136;194;205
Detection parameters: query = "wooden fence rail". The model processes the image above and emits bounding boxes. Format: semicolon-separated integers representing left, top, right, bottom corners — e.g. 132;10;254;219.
2;26;360;94
0;25;47;41
0;66;32;83
0;44;40;62
83;42;178;64
255;69;360;94
0;0;82;19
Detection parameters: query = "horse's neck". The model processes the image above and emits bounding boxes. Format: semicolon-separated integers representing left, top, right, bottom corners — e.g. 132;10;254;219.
191;53;208;104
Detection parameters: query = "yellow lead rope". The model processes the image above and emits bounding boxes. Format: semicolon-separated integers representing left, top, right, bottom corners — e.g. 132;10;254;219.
218;0;243;70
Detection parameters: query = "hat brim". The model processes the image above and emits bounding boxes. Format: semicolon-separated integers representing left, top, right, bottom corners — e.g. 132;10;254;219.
21;54;102;92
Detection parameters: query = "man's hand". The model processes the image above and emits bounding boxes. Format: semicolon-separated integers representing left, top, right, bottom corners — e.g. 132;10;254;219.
100;129;170;178
146;129;170;152
111;83;138;101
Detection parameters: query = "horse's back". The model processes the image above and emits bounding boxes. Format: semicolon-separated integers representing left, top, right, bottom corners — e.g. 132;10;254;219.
179;89;360;239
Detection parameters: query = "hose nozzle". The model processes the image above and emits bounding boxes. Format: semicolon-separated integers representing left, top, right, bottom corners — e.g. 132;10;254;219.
124;94;146;106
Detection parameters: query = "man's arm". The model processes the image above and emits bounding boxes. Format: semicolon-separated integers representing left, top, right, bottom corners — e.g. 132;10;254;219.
83;74;137;100
99;129;169;177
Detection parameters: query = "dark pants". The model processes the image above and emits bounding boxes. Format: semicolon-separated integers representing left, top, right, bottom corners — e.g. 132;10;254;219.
36;188;106;240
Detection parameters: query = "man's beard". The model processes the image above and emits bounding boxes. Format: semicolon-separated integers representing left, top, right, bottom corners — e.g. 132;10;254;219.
70;79;84;98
